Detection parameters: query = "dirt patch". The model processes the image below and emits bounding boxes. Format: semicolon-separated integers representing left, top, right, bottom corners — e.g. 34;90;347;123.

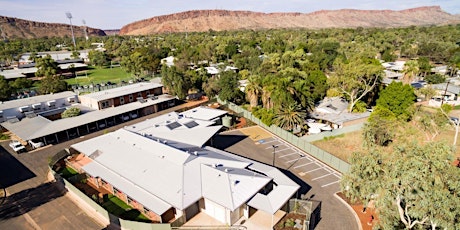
237;126;273;142
337;192;379;230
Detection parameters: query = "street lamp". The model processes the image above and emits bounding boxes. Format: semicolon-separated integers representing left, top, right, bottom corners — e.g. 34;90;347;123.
272;145;278;166
65;12;76;49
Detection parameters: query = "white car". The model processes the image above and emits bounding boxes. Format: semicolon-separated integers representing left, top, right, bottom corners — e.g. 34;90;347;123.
28;140;44;149
9;140;26;153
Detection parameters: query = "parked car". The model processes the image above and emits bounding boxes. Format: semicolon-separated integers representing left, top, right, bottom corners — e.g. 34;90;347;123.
450;117;459;125
28;140;44;149
9;140;26;153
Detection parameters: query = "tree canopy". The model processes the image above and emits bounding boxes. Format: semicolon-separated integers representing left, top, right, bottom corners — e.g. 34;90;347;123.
342;141;460;229
375;81;416;121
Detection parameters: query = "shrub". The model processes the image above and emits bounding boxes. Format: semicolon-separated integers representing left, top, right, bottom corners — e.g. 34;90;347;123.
61;107;81;118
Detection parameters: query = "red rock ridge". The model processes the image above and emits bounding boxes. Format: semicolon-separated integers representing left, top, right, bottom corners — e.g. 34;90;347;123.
119;6;460;35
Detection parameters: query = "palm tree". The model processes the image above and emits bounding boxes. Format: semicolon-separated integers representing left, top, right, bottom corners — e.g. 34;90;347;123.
273;102;306;131
402;60;419;84
245;74;262;109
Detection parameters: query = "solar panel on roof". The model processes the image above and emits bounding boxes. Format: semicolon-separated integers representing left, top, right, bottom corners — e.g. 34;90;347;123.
184;121;199;128
166;121;181;130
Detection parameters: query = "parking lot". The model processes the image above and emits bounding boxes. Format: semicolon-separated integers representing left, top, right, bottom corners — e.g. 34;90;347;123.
219;127;342;193
259;136;342;191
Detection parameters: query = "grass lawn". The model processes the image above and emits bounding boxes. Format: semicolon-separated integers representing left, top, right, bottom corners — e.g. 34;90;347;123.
58;166;79;179
64;66;135;86
102;194;151;222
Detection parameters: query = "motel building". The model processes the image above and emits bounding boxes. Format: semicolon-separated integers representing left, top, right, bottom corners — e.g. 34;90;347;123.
64;109;300;227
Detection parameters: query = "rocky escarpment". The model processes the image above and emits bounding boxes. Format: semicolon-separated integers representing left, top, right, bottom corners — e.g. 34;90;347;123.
0;16;106;39
120;6;460;35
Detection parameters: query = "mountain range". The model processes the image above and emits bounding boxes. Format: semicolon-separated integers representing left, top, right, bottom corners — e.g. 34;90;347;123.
1;6;459;38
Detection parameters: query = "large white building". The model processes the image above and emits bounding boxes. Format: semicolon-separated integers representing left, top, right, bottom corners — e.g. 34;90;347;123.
67;108;299;226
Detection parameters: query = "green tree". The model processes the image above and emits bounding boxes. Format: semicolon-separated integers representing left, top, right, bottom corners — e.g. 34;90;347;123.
424;74;446;84
362;106;397;147
402;60;419;84
39;75;68;94
342;142;460;229
160;65;191;100
273;102;306;131
329;54;383;112
35;54;59;77
61;107;81;118
245;74;262;109
88;50;108;67
0;76;12;101
9;78;33;91
217;71;244;104
376;82;416;121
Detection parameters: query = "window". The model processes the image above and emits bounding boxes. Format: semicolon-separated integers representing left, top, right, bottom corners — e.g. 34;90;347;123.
120;97;125;105
143;207;150;214
137;92;142;98
101;179;107;186
127;196;135;204
113;187;120;194
129;95;134;102
101;101;110;109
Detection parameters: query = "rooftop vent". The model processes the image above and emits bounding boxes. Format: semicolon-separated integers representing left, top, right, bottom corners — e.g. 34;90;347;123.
224;168;229;172
193;151;198;156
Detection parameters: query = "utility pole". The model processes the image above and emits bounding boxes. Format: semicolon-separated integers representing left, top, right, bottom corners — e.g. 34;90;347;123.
65;12;76;49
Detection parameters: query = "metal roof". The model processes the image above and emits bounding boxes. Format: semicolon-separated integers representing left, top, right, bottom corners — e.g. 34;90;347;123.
71;128;299;213
179;106;228;121
1;95;175;140
124;111;221;147
79;82;163;102
83;161;172;215
0;91;77;110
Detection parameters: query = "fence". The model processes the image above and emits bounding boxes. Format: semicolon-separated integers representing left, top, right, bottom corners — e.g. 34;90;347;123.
299;123;364;142
217;99;351;173
50;168;173;230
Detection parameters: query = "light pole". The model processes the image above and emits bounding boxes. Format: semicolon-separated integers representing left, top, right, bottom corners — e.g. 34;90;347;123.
65;12;76;50
272;145;278;166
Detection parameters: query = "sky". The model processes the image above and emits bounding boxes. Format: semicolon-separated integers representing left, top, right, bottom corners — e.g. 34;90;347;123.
0;0;459;29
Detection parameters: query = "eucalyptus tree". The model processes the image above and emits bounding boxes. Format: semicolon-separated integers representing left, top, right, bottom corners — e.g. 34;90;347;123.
342;142;460;229
328;43;384;112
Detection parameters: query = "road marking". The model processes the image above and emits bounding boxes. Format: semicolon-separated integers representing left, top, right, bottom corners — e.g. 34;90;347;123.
312;173;334;181
321;180;340;187
286;157;306;163
278;152;299;158
293;161;315;169
304;167;322;174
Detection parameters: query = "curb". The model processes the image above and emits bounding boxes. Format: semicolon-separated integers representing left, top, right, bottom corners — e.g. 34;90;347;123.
333;193;363;230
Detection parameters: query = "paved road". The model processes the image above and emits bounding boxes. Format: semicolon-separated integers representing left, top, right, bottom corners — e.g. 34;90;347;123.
215;128;358;230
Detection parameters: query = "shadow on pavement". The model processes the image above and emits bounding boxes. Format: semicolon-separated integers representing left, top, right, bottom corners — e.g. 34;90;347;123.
0;182;66;220
0;146;36;188
212;134;248;150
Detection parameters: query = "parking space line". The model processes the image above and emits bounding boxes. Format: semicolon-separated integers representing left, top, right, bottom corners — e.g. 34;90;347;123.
304;167;322;174
278;152;299;158
311;173;334;181
293;161;315;169
260;139;278;145
286;157;304;163
321;180;340;187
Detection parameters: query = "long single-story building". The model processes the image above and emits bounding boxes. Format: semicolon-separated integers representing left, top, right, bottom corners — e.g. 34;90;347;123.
1;82;176;146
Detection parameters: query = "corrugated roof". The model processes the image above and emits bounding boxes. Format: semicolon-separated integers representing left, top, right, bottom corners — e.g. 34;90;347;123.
124;112;221;147
71;128;299;213
179;106;228;121
1;95;176;140
83;161;172;215
201;165;271;211
79;82;163;102
0;91;76;110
